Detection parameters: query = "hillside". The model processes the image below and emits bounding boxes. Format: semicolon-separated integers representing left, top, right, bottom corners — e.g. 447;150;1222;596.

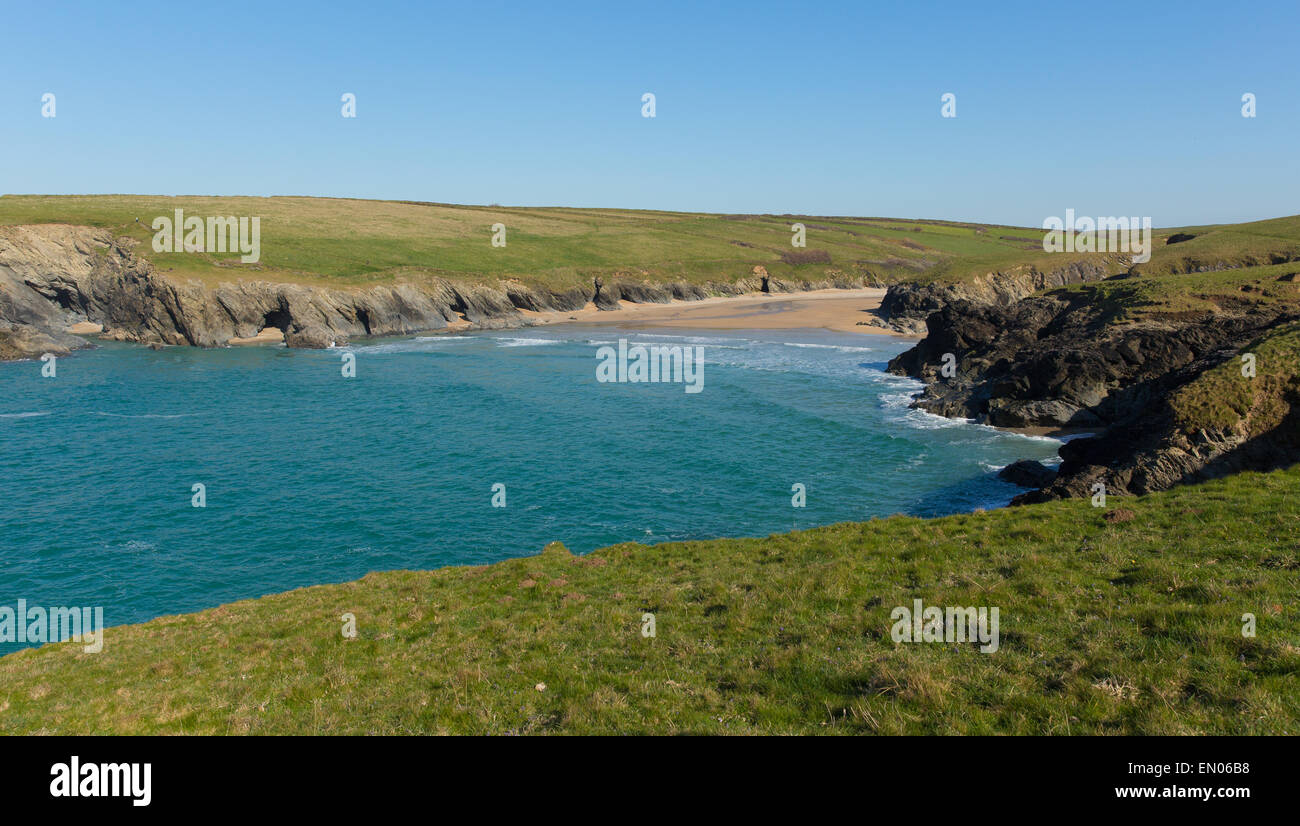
0;194;1070;291
4;196;1296;361
0;195;1126;359
0;468;1296;735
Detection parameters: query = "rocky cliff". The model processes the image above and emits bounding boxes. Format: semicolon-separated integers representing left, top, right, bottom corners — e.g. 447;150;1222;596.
886;282;1300;501
874;258;1119;333
0;224;869;360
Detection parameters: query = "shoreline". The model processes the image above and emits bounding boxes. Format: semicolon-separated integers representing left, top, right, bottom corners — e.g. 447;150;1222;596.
519;287;909;337
53;287;1079;443
46;286;908;356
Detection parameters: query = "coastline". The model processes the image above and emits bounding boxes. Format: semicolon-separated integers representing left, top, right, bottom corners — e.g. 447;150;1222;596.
46;285;910;355
519;287;909;337
66;286;1080;444
52;286;1088;445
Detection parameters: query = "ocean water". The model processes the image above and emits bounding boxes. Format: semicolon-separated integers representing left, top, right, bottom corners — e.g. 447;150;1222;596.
0;326;1062;652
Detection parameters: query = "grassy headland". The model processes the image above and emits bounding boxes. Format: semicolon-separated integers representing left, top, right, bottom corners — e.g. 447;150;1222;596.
3;198;1295;330
7;194;1274;293
1;468;1295;735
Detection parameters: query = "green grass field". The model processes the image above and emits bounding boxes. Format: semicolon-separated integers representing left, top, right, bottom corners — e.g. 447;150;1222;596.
3;195;1296;304
1;468;1295;735
0;194;1208;292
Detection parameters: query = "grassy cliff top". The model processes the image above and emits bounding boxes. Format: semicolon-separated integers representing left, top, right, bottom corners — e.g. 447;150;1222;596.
6;194;1293;293
1;467;1296;735
1171;321;1300;432
1048;260;1300;324
1133;215;1300;278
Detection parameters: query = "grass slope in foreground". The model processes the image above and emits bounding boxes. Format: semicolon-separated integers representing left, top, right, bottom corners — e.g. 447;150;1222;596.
1;469;1297;735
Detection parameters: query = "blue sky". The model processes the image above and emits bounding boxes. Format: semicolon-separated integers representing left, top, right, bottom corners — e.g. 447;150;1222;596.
1;0;1296;227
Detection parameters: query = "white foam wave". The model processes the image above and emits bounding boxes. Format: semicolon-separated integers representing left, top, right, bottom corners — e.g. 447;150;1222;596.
350;337;476;354
879;391;921;410
494;337;563;347
783;342;873;353
613;332;755;346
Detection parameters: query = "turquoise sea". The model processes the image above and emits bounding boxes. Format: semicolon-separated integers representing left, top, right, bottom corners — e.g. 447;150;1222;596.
0;326;1062;652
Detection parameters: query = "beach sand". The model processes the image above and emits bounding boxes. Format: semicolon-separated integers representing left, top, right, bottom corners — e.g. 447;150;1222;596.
229;327;286;346
522;288;908;336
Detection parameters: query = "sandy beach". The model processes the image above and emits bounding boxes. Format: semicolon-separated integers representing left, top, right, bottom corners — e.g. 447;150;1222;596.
522;288;908;336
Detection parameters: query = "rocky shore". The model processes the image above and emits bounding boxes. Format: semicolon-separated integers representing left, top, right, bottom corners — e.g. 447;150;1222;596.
872;257;1121;334
884;270;1300;502
0;224;870;360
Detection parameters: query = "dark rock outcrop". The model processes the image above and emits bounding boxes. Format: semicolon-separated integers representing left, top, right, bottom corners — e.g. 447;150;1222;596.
888;294;1292;427
997;459;1058;488
887;288;1300;501
874;258;1118;333
1015;333;1300;503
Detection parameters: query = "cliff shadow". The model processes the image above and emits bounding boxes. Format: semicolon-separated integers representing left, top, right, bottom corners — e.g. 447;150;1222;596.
1176;403;1300;487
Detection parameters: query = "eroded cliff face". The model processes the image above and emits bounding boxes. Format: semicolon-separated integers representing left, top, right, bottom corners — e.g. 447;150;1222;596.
0;225;869;359
886;288;1300;501
874;258;1119;333
1017;379;1300;504
0;224;562;355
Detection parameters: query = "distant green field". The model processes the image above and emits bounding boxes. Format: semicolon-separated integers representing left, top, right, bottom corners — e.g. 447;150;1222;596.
1;468;1296;735
1134;215;1300;277
4;196;1297;339
0;194;1122;291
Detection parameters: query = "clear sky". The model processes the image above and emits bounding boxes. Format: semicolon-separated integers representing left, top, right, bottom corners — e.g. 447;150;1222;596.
2;0;1296;227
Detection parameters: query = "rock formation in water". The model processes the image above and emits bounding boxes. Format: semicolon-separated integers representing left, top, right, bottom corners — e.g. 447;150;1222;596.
886;281;1300;501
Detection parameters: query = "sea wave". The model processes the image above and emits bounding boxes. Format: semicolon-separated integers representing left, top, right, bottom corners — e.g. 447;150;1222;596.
588;338;748;351
93;412;197;419
351;337;476;354
610;332;757;346
493;337;564;347
783;341;873;353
